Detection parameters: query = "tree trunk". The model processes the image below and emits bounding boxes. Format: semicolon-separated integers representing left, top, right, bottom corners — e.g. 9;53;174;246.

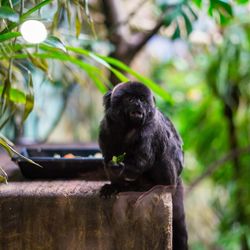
224;104;249;250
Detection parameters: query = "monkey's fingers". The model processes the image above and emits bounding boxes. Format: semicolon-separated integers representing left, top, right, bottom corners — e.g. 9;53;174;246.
100;184;118;199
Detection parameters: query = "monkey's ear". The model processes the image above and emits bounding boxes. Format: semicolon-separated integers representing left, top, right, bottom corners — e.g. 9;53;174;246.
103;90;112;110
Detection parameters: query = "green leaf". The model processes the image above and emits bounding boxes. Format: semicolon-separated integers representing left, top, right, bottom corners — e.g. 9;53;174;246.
192;0;202;8
21;0;52;21
162;6;182;27
84;0;90;17
1;0;20;7
39;45;108;92
236;0;248;3
112;153;126;164
219;12;229;25
221;0;233;16
163;15;173;26
162;3;195;36
108;67;129;82
65;0;72;27
0;137;13;157
0;43;22;56
172;23;181;40
0;6;19;22
83;0;97;39
0;172;8;183
10;89;26;103
0;31;21;42
0;133;14;146
112;156;118;164
217;0;233;17
22;73;34;122
0;108;16;130
44;36;67;53
0;163;8;184
208;0;233;24
75;9;82;38
1;78;11;115
67;46;128;82
98;55;174;104
208;3;213;16
116;153;126;163
187;4;198;20
51;2;61;32
85;71;107;93
182;10;193;35
158;2;168;12
28;53;48;72
0;134;42;168
0;174;8;184
0;85;26;104
40;50;108;93
4;48;108;93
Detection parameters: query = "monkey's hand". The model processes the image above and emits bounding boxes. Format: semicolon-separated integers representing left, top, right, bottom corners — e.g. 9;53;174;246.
100;183;119;199
108;162;139;183
105;161;125;181
100;180;138;198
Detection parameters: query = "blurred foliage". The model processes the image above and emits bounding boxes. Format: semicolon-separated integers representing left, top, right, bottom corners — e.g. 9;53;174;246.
0;0;172;181
206;22;250;250
0;1;171;130
151;17;250;250
158;0;198;38
157;0;241;39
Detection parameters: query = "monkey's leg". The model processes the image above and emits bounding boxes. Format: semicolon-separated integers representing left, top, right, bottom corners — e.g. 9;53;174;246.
172;178;188;250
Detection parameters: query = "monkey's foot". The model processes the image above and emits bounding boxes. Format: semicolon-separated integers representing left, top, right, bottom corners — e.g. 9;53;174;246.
100;184;118;199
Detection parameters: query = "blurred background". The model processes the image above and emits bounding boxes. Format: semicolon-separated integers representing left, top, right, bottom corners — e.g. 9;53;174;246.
0;0;250;249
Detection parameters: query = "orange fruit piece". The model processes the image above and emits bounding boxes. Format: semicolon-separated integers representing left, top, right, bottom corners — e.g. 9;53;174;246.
63;153;75;158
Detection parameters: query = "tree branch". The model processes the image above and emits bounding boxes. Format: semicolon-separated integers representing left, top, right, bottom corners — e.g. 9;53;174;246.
129;3;181;58
101;0;179;83
101;0;181;63
101;0;129;43
129;18;164;56
112;0;148;29
186;145;250;195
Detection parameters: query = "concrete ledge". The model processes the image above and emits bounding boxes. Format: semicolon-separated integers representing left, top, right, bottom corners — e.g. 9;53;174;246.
0;181;172;250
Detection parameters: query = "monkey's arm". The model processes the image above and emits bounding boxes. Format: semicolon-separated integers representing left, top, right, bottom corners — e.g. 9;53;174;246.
120;140;155;181
98;118;116;163
146;143;183;187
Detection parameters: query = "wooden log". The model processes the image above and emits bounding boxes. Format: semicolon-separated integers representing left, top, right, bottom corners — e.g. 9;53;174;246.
0;181;172;250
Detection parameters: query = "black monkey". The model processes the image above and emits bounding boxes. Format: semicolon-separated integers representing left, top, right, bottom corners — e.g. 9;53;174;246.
99;81;188;250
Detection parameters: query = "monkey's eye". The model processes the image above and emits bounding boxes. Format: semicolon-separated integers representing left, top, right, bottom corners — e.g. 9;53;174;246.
126;96;134;103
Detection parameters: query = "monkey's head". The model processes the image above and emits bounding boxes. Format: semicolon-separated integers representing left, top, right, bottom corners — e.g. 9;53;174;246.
104;81;156;127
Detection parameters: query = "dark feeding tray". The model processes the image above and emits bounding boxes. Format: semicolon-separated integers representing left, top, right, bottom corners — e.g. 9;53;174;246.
12;147;104;179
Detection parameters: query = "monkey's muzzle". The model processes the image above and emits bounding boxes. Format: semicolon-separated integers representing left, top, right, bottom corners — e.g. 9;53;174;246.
129;111;144;120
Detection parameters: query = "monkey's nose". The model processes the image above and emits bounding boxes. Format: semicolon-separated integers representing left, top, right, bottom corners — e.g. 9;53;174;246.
135;102;143;109
130;111;143;119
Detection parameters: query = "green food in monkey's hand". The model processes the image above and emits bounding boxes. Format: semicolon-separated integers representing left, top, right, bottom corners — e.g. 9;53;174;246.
111;153;126;165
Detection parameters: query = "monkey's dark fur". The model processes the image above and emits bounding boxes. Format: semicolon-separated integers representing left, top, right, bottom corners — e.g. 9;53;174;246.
99;81;188;250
